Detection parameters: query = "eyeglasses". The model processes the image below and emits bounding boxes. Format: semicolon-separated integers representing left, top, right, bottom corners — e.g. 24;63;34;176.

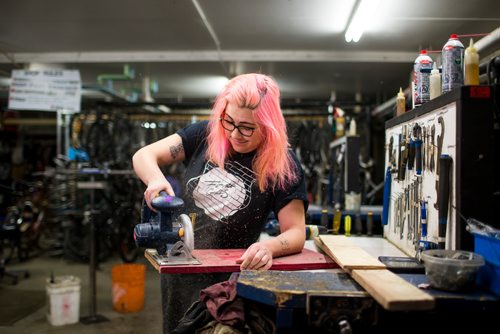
219;117;256;137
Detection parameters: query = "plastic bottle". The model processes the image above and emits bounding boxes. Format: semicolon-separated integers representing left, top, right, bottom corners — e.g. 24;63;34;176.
430;62;441;100
442;34;464;94
413;50;433;107
396;87;406;117
348;118;357;136
464;38;479;85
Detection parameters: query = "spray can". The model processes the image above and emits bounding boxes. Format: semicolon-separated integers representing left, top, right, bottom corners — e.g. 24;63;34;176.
429;62;442;100
442;34;464;94
413;50;433;107
464;38;479;85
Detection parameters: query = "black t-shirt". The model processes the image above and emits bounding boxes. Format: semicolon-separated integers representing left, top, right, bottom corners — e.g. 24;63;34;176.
177;120;308;249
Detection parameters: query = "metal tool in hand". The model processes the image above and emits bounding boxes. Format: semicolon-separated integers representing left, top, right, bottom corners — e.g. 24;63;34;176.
134;192;199;265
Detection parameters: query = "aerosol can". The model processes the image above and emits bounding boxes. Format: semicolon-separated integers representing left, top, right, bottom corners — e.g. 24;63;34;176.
413;50;433;107
442;34;464;94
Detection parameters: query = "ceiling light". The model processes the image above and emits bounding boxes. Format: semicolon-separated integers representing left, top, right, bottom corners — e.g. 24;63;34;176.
345;0;381;43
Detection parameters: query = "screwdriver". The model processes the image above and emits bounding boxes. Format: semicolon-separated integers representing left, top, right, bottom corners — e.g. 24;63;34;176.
344;215;352;236
320;209;329;229
367;212;373;236
421;200;427;238
407;138;415;170
413;124;423;175
332;209;342;234
355;213;362;235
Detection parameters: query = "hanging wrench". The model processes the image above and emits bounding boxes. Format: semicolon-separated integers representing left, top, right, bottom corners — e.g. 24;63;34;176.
430;124;435;172
435;116;445;210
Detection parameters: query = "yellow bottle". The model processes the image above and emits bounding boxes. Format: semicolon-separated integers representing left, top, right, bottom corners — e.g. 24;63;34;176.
396;87;405;117
464;38;479;85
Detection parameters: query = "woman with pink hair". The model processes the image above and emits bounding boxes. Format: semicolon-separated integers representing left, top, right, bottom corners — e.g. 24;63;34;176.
133;73;307;333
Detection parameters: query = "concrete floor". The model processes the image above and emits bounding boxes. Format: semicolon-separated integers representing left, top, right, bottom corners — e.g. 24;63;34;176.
0;253;163;334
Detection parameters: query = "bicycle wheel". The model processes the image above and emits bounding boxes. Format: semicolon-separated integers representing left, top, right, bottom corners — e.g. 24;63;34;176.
63;216;113;263
1;212;21;263
116;204;141;263
1;235;16;263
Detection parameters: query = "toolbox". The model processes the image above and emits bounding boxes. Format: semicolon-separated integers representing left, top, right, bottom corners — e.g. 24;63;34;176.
474;233;500;296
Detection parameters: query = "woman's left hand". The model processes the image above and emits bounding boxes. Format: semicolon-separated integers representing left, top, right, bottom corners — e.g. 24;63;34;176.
236;242;273;270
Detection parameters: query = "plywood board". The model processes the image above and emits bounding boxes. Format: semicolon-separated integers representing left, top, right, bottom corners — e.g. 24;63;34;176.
315;235;386;270
145;248;339;274
352;269;435;311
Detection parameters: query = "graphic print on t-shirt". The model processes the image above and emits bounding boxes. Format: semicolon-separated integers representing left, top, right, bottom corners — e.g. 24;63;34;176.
186;160;255;222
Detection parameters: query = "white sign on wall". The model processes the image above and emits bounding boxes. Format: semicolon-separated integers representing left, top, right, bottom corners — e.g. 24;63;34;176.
8;69;81;112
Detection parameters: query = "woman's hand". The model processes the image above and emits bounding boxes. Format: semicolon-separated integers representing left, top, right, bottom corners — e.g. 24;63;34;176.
144;179;175;210
236;242;273;270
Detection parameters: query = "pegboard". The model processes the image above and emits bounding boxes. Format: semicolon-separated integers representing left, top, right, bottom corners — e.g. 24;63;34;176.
384;103;457;256
383;86;496;256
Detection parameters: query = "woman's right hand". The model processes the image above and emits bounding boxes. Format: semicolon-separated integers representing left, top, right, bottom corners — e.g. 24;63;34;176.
144;179;175;210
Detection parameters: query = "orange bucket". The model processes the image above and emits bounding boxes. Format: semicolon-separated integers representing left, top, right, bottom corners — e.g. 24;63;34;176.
111;263;146;313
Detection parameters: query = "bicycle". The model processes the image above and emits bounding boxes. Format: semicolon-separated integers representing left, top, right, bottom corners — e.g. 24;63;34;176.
0;180;46;262
61;173;142;263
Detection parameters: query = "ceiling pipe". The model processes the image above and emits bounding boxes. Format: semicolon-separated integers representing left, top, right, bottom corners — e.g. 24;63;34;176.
475;26;500;54
97;64;135;86
191;0;228;76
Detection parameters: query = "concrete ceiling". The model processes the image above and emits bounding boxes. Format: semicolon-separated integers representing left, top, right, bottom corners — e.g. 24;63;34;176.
0;0;499;108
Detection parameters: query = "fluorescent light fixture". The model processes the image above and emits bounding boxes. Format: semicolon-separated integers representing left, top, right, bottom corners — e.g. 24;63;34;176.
345;0;381;43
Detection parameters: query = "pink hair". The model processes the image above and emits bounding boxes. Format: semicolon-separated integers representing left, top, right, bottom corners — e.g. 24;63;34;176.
206;73;298;192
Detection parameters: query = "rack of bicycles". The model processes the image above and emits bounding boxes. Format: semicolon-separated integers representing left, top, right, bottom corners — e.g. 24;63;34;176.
0;162;144;265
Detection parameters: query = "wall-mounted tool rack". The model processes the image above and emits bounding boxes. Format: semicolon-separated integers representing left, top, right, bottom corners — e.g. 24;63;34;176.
384;86;497;256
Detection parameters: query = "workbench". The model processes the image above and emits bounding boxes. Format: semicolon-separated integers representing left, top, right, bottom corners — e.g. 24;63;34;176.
235;236;500;333
146;235;500;333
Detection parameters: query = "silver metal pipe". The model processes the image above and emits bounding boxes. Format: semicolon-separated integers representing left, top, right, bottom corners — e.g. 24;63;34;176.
475;26;500;53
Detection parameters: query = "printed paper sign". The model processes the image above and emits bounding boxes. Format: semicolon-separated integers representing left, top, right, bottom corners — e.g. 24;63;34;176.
8;69;81;112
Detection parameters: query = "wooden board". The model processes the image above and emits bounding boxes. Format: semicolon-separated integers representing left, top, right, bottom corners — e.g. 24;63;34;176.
146;247;339;274
315;235;386;270
352;269;435;311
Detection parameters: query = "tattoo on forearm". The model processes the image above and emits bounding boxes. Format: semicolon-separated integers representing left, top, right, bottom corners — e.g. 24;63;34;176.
169;143;184;160
278;237;290;251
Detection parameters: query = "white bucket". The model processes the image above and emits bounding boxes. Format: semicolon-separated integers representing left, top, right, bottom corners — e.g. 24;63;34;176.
46;275;81;326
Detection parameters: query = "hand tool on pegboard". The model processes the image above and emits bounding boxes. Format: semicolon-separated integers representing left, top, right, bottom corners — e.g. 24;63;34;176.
434;117;445;210
398;127;408;181
413;124;423;175
437;155;452;249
